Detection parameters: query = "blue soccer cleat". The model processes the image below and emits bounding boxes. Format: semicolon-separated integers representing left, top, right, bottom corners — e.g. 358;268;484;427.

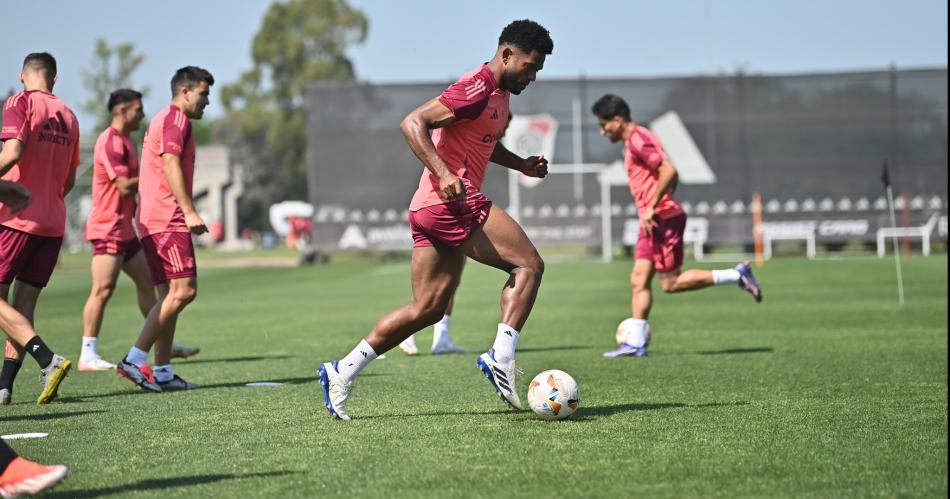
735;261;763;303
476;349;523;410
318;361;353;421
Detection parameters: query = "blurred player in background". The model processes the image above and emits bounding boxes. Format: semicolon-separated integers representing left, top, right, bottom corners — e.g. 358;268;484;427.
79;89;200;371
115;66;213;392
591;94;763;358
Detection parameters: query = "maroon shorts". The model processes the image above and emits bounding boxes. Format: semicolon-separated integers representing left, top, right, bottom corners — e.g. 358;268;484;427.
408;194;492;248
0;225;63;288
90;237;142;262
140;231;197;285
635;213;687;273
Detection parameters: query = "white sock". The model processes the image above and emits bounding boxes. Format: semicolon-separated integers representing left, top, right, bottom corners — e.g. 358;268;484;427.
153;364;173;383
626;319;650;348
491;323;520;363
337;340;378;382
80;337;99;361
432;315;451;348
712;268;741;285
127;346;149;367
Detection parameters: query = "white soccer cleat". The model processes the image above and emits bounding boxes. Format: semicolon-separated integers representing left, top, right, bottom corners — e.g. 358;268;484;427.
77;356;116;372
318;361;353;421
399;335;419;356
475;349;523;411
431;340;471;355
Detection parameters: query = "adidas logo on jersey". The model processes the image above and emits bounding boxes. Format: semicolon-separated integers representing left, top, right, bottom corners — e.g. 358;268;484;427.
37;111;73;146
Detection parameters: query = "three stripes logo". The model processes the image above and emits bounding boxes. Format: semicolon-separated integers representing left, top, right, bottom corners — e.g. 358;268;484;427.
464;78;487;100
37;110;73;146
491;365;511;392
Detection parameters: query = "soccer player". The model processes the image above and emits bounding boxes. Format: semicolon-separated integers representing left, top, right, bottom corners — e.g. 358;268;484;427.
114;66;213;392
590;94;763;358
398;114;514;357
319;20;554;420
0;53;77;405
0;439;67;498
78;89;202;371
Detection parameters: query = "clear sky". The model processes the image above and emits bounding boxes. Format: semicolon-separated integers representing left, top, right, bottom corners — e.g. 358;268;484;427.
2;0;946;130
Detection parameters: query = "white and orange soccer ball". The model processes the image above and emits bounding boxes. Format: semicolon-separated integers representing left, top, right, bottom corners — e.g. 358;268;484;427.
615;318;652;347
527;369;580;420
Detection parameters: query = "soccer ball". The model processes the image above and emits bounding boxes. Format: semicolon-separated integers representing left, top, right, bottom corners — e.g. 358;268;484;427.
527;369;580;420
615;318;652;347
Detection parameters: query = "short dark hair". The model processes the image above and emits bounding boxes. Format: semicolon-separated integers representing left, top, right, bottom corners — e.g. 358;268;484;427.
107;88;143;113
22;52;57;81
498;20;553;56
591;94;631;121
170;66;214;97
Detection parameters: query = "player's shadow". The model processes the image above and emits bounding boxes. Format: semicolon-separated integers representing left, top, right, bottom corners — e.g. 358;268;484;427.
518;345;591;353
56;376;322;403
697;347;774;355
0;409;106;422
174;354;292;365
46;470;296;498
571;402;686;419
198;376;318;390
571;400;748;420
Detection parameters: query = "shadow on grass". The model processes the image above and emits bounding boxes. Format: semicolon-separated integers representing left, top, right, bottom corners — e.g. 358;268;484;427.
572;400;749;420
0;410;106;423
697;347;774;355
571;402;686;419
47;470;296;498
518;345;592;353
175;354;292;365
57;376;321;403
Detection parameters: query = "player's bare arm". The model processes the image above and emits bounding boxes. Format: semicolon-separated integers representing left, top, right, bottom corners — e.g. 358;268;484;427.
113;175;139;197
490;142;548;178
0;179;31;213
400;98;466;201
63;164;78;196
641;160;678;234
161;152;207;234
0;139;24;177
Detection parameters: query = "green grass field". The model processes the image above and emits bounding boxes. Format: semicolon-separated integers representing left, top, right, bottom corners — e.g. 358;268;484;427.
1;252;947;498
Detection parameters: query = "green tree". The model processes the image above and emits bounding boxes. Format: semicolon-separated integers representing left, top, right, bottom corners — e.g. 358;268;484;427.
81;39;149;132
221;0;368;230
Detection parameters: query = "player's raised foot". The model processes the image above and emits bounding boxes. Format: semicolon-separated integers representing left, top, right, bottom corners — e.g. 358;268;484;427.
0;457;68;499
158;374;199;391
169;342;200;359
398;335;418;356
115;358;161;393
318;361;353;421
78;356;116;372
735;261;763;303
36;355;71;405
0;389;10;406
475;349;523;411
603;343;648;358
431;340;471;355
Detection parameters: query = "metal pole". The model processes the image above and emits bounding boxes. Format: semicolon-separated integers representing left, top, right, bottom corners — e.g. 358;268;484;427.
885;184;906;306
572;97;584;201
601;173;612;262
508;169;520;222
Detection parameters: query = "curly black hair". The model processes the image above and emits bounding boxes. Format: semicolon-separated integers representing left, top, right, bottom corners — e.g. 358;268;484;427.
498;19;553;55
